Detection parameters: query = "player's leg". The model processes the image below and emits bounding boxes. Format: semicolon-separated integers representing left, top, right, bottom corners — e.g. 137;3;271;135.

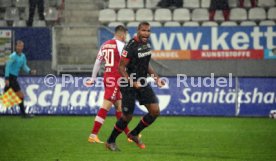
239;0;244;7
126;103;159;149
209;9;216;21
37;0;45;20
130;103;160;136
114;100;131;135
89;82;119;143
114;100;141;142
106;87;135;151
10;77;31;117
222;9;230;21
107;107;133;144
15;91;25;114
106;112;133;151
250;0;256;7
16;90;34;118
127;85;159;149
88;99;113;143
27;0;36;26
208;0;216;21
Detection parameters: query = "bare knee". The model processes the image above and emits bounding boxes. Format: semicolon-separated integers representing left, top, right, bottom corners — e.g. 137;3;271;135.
122;114;133;122
115;106;121;112
147;104;160;117
150;108;160;117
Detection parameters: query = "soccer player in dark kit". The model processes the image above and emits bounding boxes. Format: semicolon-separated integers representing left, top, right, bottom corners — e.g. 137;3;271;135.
105;21;165;151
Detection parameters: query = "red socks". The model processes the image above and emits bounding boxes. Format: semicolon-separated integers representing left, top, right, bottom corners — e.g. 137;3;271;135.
92;108;108;135
223;10;230;21
209;10;216;21
91;108;130;136
240;0;256;7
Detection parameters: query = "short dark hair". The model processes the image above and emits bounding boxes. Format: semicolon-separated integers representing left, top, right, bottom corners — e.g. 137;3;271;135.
115;25;128;33
138;21;150;30
16;40;24;45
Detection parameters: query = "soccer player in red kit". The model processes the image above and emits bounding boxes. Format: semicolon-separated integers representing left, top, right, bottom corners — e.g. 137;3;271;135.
87;25;132;143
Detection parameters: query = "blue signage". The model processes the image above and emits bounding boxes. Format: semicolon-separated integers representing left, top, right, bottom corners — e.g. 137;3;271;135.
1;76;276;117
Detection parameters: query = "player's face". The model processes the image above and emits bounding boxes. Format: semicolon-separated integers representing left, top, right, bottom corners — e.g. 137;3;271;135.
138;25;150;43
16;42;24;54
116;31;127;42
122;31;127;42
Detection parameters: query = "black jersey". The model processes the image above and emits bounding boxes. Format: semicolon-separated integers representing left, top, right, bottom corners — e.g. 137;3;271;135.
121;36;152;82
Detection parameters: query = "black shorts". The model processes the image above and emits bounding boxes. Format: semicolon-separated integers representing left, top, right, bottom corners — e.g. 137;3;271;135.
209;0;229;11
121;84;158;115
4;75;21;92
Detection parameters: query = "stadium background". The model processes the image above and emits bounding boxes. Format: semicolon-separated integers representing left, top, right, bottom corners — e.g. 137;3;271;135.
0;0;276;161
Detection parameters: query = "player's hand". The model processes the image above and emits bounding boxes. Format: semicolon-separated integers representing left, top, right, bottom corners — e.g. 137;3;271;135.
133;81;142;89
85;79;95;87
155;78;165;88
5;80;9;87
30;69;37;75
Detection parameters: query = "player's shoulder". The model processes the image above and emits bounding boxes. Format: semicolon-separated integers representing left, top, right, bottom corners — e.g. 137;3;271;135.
10;52;16;56
105;39;116;44
124;38;137;49
101;39;117;49
103;39;116;45
9;52;17;59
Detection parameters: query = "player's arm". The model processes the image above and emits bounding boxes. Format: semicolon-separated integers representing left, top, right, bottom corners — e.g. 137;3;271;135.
86;49;103;86
120;42;141;88
119;57;130;80
22;56;31;74
119;57;141;89
148;63;159;79
90;59;102;82
148;63;165;87
22;56;36;75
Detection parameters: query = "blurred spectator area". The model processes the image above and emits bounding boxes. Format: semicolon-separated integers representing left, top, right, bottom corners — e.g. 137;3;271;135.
0;0;65;27
99;0;276;27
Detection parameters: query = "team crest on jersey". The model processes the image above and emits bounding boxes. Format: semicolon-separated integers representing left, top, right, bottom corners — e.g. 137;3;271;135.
122;50;128;57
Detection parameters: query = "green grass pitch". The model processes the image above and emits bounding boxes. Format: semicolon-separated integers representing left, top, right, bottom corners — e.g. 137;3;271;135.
0;116;275;161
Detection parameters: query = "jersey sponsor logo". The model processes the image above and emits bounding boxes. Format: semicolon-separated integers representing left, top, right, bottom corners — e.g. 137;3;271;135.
138;51;151;58
122;50;128;57
141;44;150;50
